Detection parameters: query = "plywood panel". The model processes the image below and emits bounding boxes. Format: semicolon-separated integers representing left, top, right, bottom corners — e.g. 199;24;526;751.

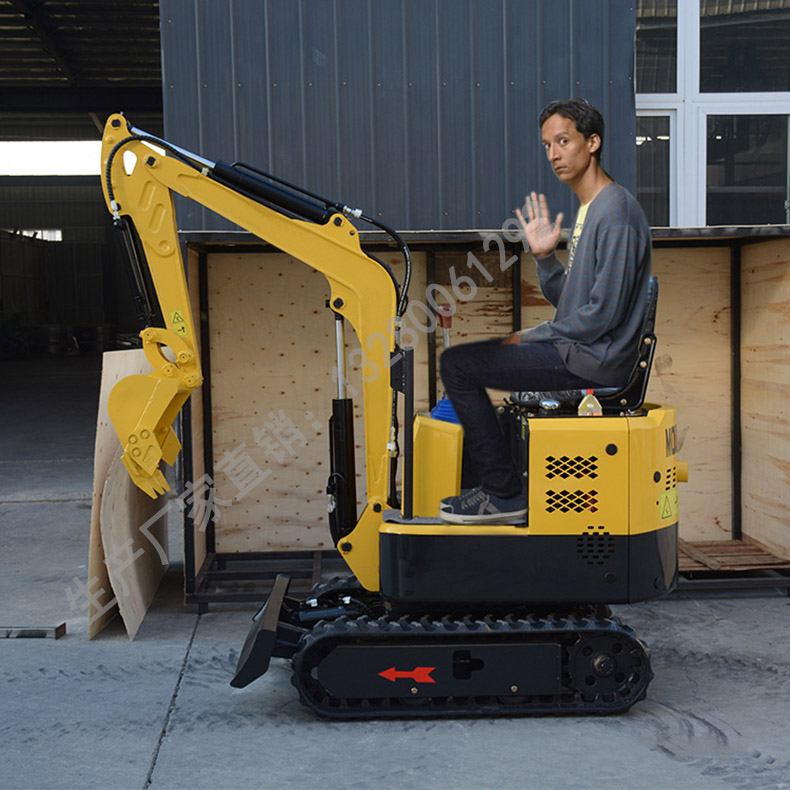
100;449;168;640
741;237;790;559
646;248;732;540
443;286;513;345
432;249;517;401
520;249;563;330
207;251;427;552
88;349;168;638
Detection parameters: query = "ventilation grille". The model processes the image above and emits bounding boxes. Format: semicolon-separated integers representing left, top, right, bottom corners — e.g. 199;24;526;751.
545;455;599;480
546;489;599;513
576;525;615;565
664;466;677;491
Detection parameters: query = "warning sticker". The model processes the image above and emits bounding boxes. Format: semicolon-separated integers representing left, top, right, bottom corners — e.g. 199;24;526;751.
659;489;679;521
170;310;188;337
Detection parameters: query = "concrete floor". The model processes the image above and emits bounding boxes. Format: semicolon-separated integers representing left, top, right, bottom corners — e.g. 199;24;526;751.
2;355;790;790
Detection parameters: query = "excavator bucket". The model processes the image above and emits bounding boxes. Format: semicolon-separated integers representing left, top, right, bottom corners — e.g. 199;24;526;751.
107;373;189;499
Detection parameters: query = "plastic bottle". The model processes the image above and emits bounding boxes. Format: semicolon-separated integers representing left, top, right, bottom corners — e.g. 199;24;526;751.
577;388;603;416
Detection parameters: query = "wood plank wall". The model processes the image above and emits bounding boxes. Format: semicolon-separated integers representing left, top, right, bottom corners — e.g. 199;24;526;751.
193;241;745;554
646;247;732;541
203;250;427;553
741;237;790;558
432;249;517;405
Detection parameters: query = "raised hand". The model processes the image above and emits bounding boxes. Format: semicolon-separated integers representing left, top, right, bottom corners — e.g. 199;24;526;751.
515;192;563;259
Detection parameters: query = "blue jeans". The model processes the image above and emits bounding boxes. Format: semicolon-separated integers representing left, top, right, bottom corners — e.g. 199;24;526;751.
439;339;604;497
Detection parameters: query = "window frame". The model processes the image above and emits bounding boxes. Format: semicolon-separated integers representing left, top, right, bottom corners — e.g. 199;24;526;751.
703;107;790;227
636;0;790;227
636;109;677;227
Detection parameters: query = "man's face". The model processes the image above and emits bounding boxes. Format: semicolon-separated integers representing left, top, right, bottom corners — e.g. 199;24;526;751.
540;113;600;184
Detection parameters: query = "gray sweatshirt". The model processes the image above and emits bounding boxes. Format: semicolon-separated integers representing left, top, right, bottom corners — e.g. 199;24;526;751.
519;182;652;387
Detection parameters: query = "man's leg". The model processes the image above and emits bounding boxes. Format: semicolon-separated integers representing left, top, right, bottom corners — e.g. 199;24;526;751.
439;339;597;520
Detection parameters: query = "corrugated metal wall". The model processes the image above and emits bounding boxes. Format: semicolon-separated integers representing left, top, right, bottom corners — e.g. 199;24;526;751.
0;176;140;331
0;177;110;244
160;0;637;233
0;231;109;326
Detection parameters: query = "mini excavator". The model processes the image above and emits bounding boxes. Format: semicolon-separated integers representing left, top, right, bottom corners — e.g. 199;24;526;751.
101;114;685;719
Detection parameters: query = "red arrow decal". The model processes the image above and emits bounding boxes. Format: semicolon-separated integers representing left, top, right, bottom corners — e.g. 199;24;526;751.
378;666;436;683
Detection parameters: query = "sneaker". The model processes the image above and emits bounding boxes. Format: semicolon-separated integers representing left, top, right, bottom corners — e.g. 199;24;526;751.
439;486;527;525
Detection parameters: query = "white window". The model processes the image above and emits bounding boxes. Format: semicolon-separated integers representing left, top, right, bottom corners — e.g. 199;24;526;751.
636;0;790;227
3;228;63;242
0;141;101;176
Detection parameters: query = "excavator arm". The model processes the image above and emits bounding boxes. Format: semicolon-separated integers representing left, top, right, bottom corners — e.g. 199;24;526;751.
101;114;400;586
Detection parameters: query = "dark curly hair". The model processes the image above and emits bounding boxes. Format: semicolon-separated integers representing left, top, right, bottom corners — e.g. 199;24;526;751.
539;99;605;162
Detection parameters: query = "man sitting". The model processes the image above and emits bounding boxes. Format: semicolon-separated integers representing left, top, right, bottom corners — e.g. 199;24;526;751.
439;99;652;525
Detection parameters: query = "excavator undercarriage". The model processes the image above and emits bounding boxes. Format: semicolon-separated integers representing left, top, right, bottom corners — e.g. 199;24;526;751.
233;574;653;718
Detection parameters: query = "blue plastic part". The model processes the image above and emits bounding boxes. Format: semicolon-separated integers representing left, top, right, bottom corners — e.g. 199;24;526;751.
430;396;460;423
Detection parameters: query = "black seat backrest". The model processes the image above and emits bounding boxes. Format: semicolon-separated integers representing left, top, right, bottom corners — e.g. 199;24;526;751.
510;275;659;414
596;274;658;411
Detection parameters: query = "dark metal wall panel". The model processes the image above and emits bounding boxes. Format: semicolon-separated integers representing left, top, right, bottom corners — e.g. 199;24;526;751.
371;2;408;224
0;177;108;243
606;1;638;173
472;1;507;229
195;0;236;232
437;1;474;228
160;0;637;232
403;0;439;229
232;0;270;169
196;1;236;162
503;0;542;208
336;0;374;213
161;2;202;230
540;0;575;214
267;1;306;186
0;175;146;332
304;0;341;201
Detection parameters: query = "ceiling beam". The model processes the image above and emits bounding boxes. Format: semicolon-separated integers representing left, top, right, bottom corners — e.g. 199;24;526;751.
0;86;164;113
9;0;79;84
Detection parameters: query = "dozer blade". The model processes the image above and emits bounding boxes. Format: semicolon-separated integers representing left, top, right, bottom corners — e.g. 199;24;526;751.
231;575;292;688
107;373;189;499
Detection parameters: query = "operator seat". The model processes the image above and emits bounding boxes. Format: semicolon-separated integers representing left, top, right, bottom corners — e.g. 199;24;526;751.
510;275;659;415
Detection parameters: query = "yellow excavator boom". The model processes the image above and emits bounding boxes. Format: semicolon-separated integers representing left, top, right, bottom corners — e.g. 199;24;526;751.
100;114;398;587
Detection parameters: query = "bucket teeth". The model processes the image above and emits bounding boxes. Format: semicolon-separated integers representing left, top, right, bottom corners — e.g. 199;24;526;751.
108;374;189;499
120;455;170;498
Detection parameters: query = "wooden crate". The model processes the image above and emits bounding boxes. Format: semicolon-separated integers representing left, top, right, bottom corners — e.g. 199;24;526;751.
194;248;429;555
180;233;790;605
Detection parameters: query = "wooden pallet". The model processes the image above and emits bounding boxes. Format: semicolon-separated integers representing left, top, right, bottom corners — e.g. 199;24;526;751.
678;538;790;574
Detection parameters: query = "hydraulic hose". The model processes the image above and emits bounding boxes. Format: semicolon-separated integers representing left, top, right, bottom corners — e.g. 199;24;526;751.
104;133;203;222
358;213;411;321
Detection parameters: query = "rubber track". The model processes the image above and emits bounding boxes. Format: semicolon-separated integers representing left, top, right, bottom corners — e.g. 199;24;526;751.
291;611;652;719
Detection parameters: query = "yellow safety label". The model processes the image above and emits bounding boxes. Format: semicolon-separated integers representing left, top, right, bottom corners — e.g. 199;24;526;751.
659;488;678;521
170;310;188;337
